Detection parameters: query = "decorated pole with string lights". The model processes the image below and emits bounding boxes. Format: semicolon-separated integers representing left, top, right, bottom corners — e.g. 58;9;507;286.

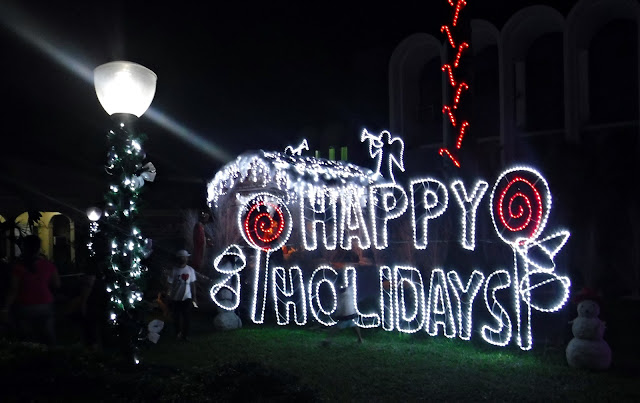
93;61;157;364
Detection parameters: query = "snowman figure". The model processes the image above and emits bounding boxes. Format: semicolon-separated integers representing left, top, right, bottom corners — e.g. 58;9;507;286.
566;298;612;370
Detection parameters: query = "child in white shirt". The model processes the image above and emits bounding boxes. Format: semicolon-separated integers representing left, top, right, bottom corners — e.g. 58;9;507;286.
167;250;197;341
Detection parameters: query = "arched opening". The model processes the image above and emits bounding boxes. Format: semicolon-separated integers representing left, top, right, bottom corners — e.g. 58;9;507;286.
51;214;73;274
417;58;443;147
0;215;8;260
474;45;500;139
588;19;638;125
389;33;444;150
525;32;564;131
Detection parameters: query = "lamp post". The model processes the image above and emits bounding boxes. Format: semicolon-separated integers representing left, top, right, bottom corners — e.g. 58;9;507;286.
93;61;157;364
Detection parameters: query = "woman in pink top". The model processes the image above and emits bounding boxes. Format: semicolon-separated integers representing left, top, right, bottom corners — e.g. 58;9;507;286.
2;235;60;346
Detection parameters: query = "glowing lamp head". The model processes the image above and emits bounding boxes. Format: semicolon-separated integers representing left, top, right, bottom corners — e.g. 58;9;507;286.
93;61;157;117
87;207;102;222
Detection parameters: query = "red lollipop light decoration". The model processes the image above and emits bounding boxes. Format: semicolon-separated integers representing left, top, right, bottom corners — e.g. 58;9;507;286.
490;167;570;350
238;193;293;324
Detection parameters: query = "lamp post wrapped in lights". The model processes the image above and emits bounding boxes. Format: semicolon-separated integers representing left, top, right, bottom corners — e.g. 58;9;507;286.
94;61;157;364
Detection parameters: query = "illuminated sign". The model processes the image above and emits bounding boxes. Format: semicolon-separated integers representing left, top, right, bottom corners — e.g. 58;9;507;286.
207;132;571;351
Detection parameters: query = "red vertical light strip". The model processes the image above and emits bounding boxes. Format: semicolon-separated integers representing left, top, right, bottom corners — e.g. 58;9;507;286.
443;105;457;127
439;148;461;167
453;42;469;67
453;82;469;108
440;25;456;48
439;0;470;168
441;64;457;87
455;122;469;149
452;0;467;27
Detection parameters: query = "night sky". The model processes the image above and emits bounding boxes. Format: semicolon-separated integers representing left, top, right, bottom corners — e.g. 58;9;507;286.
0;0;575;207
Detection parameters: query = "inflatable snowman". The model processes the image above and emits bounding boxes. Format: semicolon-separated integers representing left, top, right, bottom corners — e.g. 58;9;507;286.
566;299;612;370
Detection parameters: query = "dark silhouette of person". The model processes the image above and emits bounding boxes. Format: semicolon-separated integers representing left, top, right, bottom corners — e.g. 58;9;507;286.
2;235;60;346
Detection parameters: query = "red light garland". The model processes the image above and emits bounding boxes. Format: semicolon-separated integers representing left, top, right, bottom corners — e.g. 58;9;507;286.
441;64;457;87
455;121;469;149
438;0;471;168
443;105;457;127
452;0;467;27
453;83;469;108
439;148;461;167
453;43;469;67
441;25;456;48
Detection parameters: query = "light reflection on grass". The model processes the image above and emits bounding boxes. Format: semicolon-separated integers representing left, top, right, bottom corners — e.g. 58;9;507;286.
145;324;638;402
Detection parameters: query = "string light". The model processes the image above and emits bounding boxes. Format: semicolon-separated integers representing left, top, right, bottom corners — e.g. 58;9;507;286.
440;25;456;48
425;269;456;337
308;266;339;326
205;130;572;350
380;266;395;331
360;129;405;183
370;184;409;249
455;122;469;149
450;180;489;250
300;186;339;251
453;42;469;67
447;270;484;340
210;244;246;311
481;270;512;346
410;178;449;249
438;0;471;167
453;83;469;108
443;105;457;127
439;148;460;167
452;0;467;26
441;64;457;87
395;266;426;333
345;267;380;328
272;266;307;325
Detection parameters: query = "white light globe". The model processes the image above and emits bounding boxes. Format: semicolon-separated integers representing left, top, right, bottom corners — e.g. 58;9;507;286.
94;61;157;117
87;207;102;222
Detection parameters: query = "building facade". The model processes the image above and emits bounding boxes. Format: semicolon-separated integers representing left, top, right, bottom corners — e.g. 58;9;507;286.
389;0;640;299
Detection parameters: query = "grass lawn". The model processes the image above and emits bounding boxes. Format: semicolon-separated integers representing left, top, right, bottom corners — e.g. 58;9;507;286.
2;311;638;402
141;313;639;402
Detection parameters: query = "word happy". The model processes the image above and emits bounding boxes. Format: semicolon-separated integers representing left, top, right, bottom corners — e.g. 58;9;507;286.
209;165;571;351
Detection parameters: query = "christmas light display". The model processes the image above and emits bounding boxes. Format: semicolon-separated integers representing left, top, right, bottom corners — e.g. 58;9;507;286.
447;270;484;340
489;167;570;350
409;178;449;249
300;186;339;251
308;266;339;326
207;129;570;350
395;266;426;333
238;193;293;324
370;184;408;249
425;268;456;337
345;267;381;328
101;119;155;360
272;265;307;325
438;0;471;167
210;244;246;310
360;129;405;183
451;180;489;250
339;185;371;250
481;269;512;346
284;139;309;156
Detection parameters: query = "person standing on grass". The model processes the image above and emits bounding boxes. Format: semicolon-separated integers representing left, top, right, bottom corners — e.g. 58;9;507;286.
167;250;197;341
1;235;60;347
323;281;363;345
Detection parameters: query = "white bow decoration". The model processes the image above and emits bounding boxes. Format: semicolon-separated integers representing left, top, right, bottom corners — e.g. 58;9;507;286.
147;319;164;344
